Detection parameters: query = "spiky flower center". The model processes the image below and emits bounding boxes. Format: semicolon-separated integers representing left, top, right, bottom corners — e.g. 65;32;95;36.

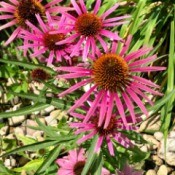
73;161;85;175
43;32;66;51
14;0;45;28
92;53;129;92
31;68;49;82
75;13;102;37
93;117;116;136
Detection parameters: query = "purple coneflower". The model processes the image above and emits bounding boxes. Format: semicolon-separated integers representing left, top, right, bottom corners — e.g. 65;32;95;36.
56;0;130;60
116;163;143;175
0;0;71;45
70;110;137;156
57;35;165;128
19;12;73;65
56;148;110;175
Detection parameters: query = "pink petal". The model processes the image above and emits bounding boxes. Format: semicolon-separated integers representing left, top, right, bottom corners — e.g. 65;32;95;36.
26;21;43;35
61;11;77;21
59;72;90;79
104;15;131;23
96;35;108;52
79;0;87;13
98;92;108;126
0;19;16;30
132;86;154;106
103;21;129;27
100;29;121;40
101;3;119;19
115;93;127;125
71;0;82;15
56;34;80;45
132;76;160;88
125;47;152;62
0;7;14;13
126;88;148;117
68;85;97;113
47;51;54;65
35;14;48;33
83;38;90;60
106;136;114;156
9;0;18;5
70;112;85;119
30;48;47;57
4;27;21;46
70;37;84;57
130;66;166;72
77;130;97;144
45;0;62;7
122;92;136;123
94;136;104;152
0;1;15;9
83;90;104;123
132;82;163;96
104;92;114;129
111;41;118;53
129;55;157;67
0;14;14;19
90;37;100;58
120;35;132;56
59;78;92;97
93;0;101;14
57;66;90;73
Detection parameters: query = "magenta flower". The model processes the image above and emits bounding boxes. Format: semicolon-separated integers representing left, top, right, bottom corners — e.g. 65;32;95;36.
19;12;73;65
56;149;86;175
56;148;110;175
56;0;130;60
57;35;165;128
70;111;137;156
116;164;143;175
0;0;71;45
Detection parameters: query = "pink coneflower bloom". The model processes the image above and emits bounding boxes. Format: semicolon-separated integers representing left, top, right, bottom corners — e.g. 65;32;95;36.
0;0;72;45
19;12;73;65
56;148;110;175
116;164;143;175
57;35;165;128
70;111;137;156
56;0;130;60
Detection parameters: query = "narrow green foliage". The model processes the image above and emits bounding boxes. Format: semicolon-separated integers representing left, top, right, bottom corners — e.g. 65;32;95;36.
35;145;62;175
81;135;98;175
0;103;50;119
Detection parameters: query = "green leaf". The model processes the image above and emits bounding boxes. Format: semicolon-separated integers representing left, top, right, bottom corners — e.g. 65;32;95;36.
129;0;146;35
128;146;150;163
6;92;84;113
0;65;16;78
0;103;50;119
81;135;98;175
1;140;59;157
120;130;147;144
35;145;62;174
13;159;44;173
15;135;36;145
91;152;103;175
35;117;59;138
0;59;55;75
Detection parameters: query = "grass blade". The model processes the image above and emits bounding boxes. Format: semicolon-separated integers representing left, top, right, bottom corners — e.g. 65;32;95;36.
35;145;62;175
0;103;50;119
81;135;98;175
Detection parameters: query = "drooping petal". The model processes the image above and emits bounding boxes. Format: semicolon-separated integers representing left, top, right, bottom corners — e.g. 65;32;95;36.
59;78;92;97
68;85;97;113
